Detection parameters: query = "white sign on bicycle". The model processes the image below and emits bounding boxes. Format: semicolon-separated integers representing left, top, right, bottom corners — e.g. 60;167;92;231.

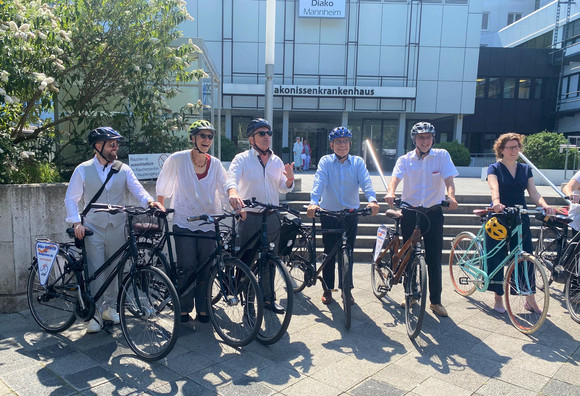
373;226;388;263
35;241;59;286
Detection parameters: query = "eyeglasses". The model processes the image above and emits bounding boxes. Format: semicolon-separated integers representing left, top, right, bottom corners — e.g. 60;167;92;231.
504;145;520;151
253;130;273;137
333;138;351;146
197;133;214;140
106;141;119;148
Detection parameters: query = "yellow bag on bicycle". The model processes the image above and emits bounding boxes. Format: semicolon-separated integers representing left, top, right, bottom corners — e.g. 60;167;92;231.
485;216;508;241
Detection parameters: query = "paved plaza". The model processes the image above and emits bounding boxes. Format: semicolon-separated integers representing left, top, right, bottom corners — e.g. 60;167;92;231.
1;176;578;395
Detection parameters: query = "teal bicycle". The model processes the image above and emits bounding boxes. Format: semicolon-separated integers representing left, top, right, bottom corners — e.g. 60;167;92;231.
449;206;549;334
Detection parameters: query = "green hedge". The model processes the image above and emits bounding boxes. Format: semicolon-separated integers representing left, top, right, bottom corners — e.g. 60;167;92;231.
434;140;471;166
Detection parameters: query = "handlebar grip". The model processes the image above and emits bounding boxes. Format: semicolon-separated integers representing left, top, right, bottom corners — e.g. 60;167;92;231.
289;208;300;216
187;214;208;222
242;199;252;206
441;200;450;208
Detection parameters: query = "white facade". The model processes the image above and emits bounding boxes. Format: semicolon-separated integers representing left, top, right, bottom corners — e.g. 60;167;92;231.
184;0;482;158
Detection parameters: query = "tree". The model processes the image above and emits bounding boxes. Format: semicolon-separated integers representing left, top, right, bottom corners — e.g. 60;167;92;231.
523;131;572;170
434;140;471;166
0;0;207;183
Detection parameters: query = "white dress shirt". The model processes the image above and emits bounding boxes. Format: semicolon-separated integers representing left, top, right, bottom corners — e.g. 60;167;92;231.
64;156;152;224
225;148;293;209
392;148;458;208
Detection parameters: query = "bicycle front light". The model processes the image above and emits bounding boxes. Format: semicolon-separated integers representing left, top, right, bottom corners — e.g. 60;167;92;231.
269;242;276;251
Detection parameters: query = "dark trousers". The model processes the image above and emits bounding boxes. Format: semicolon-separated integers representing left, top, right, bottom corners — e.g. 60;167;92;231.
321;214;358;290
485;214;533;296
401;208;444;305
173;225;215;314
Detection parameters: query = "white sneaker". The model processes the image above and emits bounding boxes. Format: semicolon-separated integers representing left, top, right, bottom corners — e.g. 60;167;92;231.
102;307;120;324
86;315;102;333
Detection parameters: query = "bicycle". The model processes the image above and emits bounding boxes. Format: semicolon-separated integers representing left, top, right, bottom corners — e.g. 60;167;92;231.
449;206;550;334
129;208;264;347
534;209;580;324
370;199;448;339
281;206;372;329
229;198;296;344
28;204;180;361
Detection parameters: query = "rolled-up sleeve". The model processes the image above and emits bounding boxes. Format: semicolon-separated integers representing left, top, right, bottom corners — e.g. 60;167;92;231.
357;158;377;202
310;157;328;205
125;166;153;207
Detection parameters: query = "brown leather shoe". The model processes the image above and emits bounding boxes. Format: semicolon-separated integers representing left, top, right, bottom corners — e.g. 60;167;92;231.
430;304;448;317
321;290;333;305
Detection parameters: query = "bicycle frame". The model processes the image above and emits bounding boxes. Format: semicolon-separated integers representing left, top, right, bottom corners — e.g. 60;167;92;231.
309;217;350;291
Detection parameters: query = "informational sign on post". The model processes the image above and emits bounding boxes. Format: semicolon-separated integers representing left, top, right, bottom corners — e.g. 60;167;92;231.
129;153;170;180
298;0;346;19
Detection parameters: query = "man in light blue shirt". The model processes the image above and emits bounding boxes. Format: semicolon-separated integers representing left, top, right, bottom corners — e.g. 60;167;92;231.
307;126;379;305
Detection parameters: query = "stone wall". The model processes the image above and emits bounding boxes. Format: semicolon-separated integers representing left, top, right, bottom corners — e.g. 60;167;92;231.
0;182;156;313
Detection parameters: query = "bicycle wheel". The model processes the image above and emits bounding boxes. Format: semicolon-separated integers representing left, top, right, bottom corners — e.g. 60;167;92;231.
253;257;294;345
27;254;77;333
405;255;427;339
341;248;353;329
284;228;314;293
208;257;263;347
504;254;549;334
118;242;170;289
564;256;580;324
119;266;179;361
449;232;482;296
371;243;394;300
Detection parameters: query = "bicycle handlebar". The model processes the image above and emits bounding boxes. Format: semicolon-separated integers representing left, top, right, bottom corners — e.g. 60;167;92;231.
394;199;449;211
186;212;240;224
315;206;373;218
242;197;300;216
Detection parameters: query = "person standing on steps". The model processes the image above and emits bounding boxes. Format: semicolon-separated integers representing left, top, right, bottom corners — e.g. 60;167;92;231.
384;122;458;318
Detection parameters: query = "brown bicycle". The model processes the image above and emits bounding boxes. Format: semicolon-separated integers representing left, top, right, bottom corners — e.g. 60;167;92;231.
371;199;448;339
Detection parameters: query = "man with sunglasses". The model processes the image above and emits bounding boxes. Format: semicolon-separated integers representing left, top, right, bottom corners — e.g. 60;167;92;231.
65;127;163;333
307;126;380;305
226;118;294;312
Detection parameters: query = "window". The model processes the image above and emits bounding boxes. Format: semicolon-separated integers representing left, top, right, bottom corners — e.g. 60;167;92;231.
488;78;501;98
518;79;531;99
482;12;489;30
533;78;543;99
503;78;516;99
476;78;486;98
507;13;522;26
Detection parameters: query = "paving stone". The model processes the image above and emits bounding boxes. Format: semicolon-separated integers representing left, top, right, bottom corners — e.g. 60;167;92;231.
79;376;141;395
476;378;539;396
217;375;277;396
540;378;580;396
149;378;217;396
63;365;117;391
491;364;550;392
412;376;471;396
350;378;404;396
46;351;99;376
279;377;342;396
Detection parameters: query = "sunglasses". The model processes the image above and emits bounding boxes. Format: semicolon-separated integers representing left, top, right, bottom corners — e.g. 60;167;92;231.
253;130;273;137
106;141;120;148
197;133;214;140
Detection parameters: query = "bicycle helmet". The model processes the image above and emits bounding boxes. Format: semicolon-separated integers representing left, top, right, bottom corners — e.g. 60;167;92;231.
246;118;271;137
87;127;123;148
189;119;215;138
485;216;508;241
410;122;436;141
328;126;352;141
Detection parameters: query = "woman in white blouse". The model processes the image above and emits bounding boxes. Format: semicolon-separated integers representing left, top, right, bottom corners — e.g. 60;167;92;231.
156;120;228;323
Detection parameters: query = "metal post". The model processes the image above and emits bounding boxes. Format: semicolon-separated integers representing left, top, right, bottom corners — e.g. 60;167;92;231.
265;0;276;123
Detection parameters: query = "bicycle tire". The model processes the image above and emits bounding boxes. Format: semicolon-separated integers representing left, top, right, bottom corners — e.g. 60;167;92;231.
371;242;394;300
449;232;482;296
341;248;352;329
504;253;549;334
207;257;264;347
118;242;170;290
564;258;580;324
284;228;313;293
119;266;180;361
27;254;78;333
253;257;294;345
405;255;427;339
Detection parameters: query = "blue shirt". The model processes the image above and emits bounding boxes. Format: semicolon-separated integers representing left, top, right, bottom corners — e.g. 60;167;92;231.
310;153;377;211
487;162;533;208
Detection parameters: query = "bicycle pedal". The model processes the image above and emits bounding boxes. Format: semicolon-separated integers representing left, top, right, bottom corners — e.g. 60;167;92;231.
458;277;470;285
378;286;390;293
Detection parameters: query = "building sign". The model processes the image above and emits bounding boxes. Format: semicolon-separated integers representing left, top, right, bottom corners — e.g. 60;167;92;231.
129;153;170;180
298;0;345;19
223;83;416;99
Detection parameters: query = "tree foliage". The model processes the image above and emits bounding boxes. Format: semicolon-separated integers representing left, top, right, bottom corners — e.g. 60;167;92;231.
434;140;471;166
0;0;207;183
523;131;573;170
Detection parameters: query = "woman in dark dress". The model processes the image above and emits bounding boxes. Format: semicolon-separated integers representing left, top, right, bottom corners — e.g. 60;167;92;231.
486;133;554;314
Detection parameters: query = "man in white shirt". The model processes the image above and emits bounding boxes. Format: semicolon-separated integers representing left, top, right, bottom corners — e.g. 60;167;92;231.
385;122;458;317
64;127;162;333
226;118;294;312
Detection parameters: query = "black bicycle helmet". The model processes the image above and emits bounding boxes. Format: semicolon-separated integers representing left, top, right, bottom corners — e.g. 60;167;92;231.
87;127;123;147
189;119;215;138
246;118;271;137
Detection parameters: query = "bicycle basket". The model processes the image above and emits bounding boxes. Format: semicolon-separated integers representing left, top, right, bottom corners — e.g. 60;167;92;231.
129;212;162;239
278;213;301;256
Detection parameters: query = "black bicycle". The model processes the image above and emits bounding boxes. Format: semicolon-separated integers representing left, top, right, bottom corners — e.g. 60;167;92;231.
28;204;180;361
281;206;372;329
229;198;296;345
534;209;580;324
129;209;264;347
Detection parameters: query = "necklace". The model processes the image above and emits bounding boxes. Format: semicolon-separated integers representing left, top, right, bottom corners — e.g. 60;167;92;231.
191;150;207;168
